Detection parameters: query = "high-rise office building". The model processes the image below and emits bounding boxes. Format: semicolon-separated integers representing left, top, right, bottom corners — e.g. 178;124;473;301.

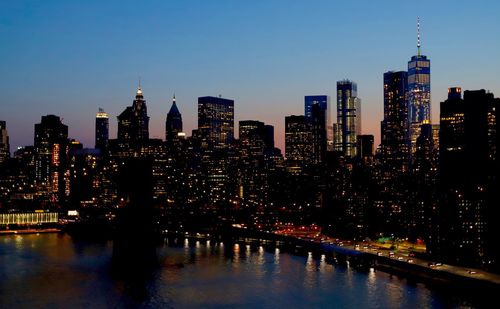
165;95;183;143
285;115;313;173
239;121;266;159
117;86;150;142
197;96;235;203
311;103;327;164
0;121;9;164
305;95;332;142
95;108;109;152
34;115;69;200
380;71;410;175
336;80;361;157
438;88;499;266
238;120;269;204
408;18;431;157
198;96;234;150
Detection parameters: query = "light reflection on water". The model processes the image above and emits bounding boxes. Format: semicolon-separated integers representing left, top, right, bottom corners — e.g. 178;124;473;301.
0;233;477;308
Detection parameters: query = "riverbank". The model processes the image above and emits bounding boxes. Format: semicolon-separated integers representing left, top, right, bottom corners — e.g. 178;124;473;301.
211;226;500;291
0;228;61;235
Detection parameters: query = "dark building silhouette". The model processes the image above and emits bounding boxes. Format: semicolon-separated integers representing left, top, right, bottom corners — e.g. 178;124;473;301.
305;95;332;143
356;135;374;163
68;148;101;205
438;88;499;267
165;95;183;143
95;108;109;152
413;123;435;175
117;86;150;142
113;158;157;272
311;103;327;164
0;121;9;164
336;80;361;157
34;115;69;201
264;125;275;149
198;96;234;150
380;71;410;175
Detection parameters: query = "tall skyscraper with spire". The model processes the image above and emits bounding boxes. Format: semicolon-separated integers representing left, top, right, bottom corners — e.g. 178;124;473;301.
117;85;150;142
95;108;109;151
408;17;431;157
165;95;183;143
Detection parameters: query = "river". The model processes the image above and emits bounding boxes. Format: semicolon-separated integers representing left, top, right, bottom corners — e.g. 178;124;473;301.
0;233;481;308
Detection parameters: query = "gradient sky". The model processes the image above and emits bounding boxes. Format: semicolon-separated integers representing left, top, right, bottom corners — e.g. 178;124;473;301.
1;0;499;152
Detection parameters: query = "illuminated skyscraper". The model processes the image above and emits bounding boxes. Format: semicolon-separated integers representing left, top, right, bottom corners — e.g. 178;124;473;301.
336;80;361;157
198;96;234;150
117;86;150;142
34;115;69;200
239;121;266;159
285;115;313;173
165;94;183;143
408;18;431;156
197;96;235;203
380;71;410;175
95;108;109;151
0;121;9;164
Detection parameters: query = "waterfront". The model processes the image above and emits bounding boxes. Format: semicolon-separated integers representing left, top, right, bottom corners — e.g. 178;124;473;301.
0;233;487;308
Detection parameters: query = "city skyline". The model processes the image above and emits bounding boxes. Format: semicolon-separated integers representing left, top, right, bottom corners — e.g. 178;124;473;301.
1;2;500;307
1;1;500;152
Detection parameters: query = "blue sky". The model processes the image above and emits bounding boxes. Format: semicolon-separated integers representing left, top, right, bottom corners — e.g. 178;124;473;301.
1;0;499;151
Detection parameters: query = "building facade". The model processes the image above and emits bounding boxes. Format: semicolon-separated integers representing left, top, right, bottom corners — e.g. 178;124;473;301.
0;121;9;164
117;86;150;142
285;115;313;173
336;80;361;157
165;95;183;143
198;96;234;151
34;115;69;201
95;108;109;152
408;19;431;157
380;71;410;175
438;88;499;266
305;95;332;143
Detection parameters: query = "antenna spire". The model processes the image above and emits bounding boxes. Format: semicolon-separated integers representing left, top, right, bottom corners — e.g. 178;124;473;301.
417;17;421;56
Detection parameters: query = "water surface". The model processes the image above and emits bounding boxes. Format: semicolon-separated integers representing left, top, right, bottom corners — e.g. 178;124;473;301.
0;234;471;308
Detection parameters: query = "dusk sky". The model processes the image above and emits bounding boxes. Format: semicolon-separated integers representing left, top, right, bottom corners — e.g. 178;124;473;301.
1;0;499;152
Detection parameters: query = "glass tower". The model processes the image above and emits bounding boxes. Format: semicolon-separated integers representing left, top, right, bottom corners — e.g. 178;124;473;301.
336;80;361;157
305;95;331;142
198;96;234;150
408;18;431;156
